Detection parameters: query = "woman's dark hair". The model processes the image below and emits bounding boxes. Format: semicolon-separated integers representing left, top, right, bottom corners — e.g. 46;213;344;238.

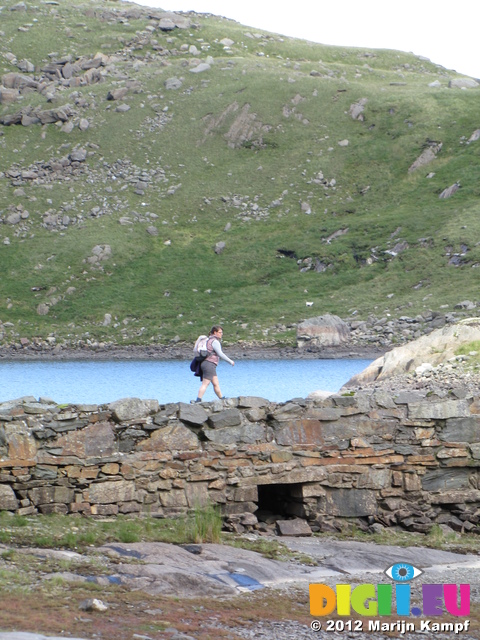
209;325;223;335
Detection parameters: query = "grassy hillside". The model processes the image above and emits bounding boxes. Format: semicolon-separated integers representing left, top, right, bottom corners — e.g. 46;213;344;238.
0;0;479;348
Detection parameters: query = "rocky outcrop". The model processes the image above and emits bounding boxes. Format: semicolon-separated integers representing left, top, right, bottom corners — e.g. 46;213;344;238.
344;318;480;386
296;314;350;348
1;390;480;536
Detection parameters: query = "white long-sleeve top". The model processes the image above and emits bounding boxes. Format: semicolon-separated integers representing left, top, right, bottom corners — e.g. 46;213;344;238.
207;337;234;365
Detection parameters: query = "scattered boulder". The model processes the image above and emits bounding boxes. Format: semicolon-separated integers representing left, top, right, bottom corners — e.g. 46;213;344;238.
468;129;480;143
349;98;367;121
449;78;479;89
297;314;350;349
79;598;108;612
439;182;460;199
107;87;129;101
0;87;20;104
36;303;49;316
190;63;211;74
165;77;183;90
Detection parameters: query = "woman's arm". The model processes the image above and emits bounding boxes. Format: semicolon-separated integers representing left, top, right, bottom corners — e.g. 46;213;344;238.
211;339;234;365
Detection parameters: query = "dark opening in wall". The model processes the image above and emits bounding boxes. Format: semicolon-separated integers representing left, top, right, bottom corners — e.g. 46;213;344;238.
256;483;307;521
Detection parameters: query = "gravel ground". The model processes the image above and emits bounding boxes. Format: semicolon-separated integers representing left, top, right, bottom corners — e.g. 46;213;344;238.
227;566;480;639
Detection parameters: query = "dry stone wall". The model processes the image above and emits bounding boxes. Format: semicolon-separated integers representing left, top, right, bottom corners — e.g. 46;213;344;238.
0;392;480;535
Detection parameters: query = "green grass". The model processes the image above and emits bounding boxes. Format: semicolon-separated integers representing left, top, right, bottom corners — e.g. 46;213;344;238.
1;0;480;347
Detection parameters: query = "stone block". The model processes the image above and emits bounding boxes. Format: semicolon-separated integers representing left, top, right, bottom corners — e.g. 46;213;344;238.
422;468;473;491
101;462;120;475
244;408;267;422
5;424;37;460
269;403;304;422
119;502;141;513
222;501;257;515
394;391;426;404
289;483;326;498
233;486;258;502
203;423;264;445
404;473;422;492
470;444;480;459
185;482;209;507
0;484;18;511
325;488;377;517
237;396;270;408
440;417;480;443
271;451;293;463
57;422;116;458
356;468;391;490
276;518;312;536
373;391;397;409
304;407;343;421
91;504;119;516
208;409;243;429
159;489;187;507
408;399;470;420
137;424;200;452
178;402;208;425
430;489;480;505
108;397;158;422
29;486;74;506
39;503;68;515
84;480;136;504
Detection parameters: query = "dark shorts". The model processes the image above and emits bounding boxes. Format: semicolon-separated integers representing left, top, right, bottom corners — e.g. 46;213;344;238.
201;360;217;381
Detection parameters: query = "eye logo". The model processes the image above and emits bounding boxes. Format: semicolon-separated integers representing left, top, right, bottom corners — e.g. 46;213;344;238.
385;563;423;582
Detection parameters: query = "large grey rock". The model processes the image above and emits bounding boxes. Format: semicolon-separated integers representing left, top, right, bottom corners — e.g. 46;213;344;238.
0;88;19;104
108;397;158;422
178;402;208;425
208;409;242;428
439;182;460;199
276;519;312;536
0;485;18;511
190;63;211;74
137;424;200;452
449;77;479;89
440;417;480;443
344;319;480;386
422;468;473;491
297;314;350;348
408;399;470;420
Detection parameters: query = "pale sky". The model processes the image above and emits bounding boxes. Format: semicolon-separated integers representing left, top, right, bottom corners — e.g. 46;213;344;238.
126;0;480;79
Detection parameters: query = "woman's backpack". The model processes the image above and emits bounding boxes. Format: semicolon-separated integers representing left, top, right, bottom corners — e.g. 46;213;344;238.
193;335;209;362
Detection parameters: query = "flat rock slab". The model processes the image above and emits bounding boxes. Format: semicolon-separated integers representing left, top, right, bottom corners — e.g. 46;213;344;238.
275;536;480;576
2;537;480;639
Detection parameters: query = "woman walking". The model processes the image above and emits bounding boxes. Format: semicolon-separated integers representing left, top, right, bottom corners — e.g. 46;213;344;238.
194;325;234;402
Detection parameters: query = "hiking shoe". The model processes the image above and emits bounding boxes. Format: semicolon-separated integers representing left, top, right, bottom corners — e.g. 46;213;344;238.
190;399;202;404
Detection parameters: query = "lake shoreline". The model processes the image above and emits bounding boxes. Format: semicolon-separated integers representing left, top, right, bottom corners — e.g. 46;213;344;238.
0;343;385;362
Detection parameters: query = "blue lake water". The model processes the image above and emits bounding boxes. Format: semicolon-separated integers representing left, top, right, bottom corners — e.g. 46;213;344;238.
0;359;371;405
